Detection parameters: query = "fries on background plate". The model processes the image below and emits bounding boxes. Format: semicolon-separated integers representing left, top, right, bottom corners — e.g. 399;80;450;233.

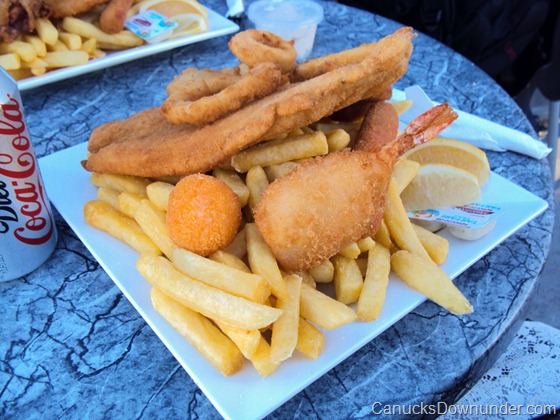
0;0;208;81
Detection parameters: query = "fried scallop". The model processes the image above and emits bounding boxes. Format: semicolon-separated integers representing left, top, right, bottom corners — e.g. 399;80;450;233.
166;174;242;256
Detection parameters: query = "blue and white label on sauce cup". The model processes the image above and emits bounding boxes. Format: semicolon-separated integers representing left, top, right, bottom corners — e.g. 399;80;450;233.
125;11;178;44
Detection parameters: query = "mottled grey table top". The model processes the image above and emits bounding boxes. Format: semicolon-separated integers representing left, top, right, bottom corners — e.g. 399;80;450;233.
1;1;555;419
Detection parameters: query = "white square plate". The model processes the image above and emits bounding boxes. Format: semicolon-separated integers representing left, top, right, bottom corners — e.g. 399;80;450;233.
18;7;238;91
39;142;548;419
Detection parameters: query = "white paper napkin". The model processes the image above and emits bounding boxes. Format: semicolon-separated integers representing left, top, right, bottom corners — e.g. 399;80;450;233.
226;0;244;18
393;86;552;159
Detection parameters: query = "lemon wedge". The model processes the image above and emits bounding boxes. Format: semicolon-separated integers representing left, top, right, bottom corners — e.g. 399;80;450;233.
170;13;208;38
402;137;490;186
129;0;209;39
138;0;208;18
400;164;481;211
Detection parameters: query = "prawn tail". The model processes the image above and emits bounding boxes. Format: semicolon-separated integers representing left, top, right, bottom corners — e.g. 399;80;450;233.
392;102;458;157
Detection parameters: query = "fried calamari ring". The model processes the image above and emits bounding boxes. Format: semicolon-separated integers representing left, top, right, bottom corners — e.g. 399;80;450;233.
166;174;242;256
162;62;285;125
229;29;297;73
165;66;245;101
291;42;378;82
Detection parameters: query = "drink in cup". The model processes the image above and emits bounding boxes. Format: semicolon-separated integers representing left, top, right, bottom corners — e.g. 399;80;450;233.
0;68;57;282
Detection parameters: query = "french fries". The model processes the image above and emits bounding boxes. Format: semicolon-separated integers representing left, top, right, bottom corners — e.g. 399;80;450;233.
209;250;252;273
331;255;363;304
172;247;271;303
300;283;357;330
296;317;325;359
384;179;431;261
411;223;449;265
356;244;391;321
308;259;334;283
22;35;47;57
391;250;473;315
325;128;351;152
62;17;143;49
151;287;244;376
390;99;414;115
231;130;328;172
1;10;143;81
0;41;37;62
36;18;58;45
249;337;280;377
134;199;176;258
392;158;421;193
117;191;144;218
263;161;299;182
137;253;283;330
97;186;120;209
0;53;21;70
146;181;174;211
337;242;361;259
212;168;250;207
83;199;160;255
245;166;269;209
245;223;289;300
41;51;89;68
270;274;302;363
91;172;150;195
83;120;475;378
214;319;261;359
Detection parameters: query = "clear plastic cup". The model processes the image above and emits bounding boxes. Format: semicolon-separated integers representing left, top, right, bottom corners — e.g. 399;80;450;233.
248;0;324;61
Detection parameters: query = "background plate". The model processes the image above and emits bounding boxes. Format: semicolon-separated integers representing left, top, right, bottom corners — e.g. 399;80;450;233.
18;7;238;91
39;142;548;419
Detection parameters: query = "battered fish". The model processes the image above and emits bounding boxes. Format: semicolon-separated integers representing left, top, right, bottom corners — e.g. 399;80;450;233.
83;27;415;178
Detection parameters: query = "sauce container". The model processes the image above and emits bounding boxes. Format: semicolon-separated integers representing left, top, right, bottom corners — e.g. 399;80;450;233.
248;0;324;60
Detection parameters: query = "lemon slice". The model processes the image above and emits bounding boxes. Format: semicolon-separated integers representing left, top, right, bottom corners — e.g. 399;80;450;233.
138;0;208;18
402;137;490;186
401;164;481;211
170;13;208;38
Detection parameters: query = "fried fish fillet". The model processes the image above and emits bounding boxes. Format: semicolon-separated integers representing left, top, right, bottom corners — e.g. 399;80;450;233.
83;27;415;178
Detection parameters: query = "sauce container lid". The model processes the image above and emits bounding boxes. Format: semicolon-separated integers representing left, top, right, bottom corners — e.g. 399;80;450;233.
248;0;324;28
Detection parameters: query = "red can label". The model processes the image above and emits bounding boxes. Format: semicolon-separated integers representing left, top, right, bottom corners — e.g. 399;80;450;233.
1;69;57;281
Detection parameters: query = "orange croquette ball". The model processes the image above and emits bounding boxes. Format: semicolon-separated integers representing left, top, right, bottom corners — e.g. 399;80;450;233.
166;173;242;256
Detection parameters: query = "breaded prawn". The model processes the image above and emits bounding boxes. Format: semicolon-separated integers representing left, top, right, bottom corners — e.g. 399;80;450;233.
253;103;458;271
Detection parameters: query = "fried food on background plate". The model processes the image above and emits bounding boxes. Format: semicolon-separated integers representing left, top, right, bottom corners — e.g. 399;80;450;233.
99;0;133;34
42;0;110;18
0;0;49;43
82;27;416;178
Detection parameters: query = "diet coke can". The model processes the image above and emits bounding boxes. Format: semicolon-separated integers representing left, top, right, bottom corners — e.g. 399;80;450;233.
0;68;57;282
